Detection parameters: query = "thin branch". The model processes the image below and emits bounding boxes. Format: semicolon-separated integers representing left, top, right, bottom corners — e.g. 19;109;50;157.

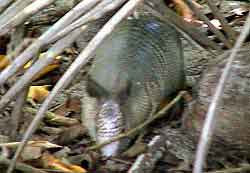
87;91;186;151
128;135;166;173
0;141;61;148
7;0;143;172
184;0;232;48
193;13;250;173
0;0;101;86
9;87;29;141
0;0;56;36
206;164;250;173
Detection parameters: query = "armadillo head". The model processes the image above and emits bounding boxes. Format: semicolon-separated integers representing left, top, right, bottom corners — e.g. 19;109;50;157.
84;75;130;157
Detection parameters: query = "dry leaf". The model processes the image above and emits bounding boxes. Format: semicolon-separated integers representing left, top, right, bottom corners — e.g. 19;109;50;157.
21;146;42;161
0;54;10;69
27;85;49;102
32;64;60;81
24;54;61;80
20;141;61;161
42;153;87;173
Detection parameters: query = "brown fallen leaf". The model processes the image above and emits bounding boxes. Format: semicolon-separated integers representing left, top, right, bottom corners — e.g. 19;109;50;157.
42;152;87;173
22;146;43;161
0;54;10;69
24;54;61;80
32;64;60;81
27;85;49;103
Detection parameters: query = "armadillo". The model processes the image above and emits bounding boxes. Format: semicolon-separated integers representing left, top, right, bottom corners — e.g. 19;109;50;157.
81;16;185;157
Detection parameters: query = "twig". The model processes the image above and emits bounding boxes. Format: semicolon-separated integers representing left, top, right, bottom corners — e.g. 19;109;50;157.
111;158;133;165
0;0;56;36
0;0;101;86
206;0;237;42
0;141;61;148
206;165;250;173
6;1;144;173
9;87;29;141
184;0;232;48
193;13;250;173
87;91;186;151
128;135;166;173
6;25;28;141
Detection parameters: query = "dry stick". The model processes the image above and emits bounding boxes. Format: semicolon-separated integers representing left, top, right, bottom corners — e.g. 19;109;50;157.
49;0;127;43
9;87;29;141
6;0;144;172
184;0;232;49
206;165;250;173
206;0;237;42
0;26;87;112
144;0;221;52
0;141;61;148
0;0;56;36
128;135;166;173
0;0;14;14
193;13;250;173
87;91;186;151
0;0;33;26
0;0;101;86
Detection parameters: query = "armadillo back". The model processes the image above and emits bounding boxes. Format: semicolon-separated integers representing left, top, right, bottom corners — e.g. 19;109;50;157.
89;16;184;126
84;16;185;155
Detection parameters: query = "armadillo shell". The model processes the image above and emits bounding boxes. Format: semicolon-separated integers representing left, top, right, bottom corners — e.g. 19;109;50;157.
88;16;185;131
183;47;250;155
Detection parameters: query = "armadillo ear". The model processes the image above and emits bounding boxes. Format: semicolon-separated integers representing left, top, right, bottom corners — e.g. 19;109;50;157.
86;76;109;99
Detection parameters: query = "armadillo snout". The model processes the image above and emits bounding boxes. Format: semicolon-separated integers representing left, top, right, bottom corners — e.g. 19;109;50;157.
97;100;123;156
